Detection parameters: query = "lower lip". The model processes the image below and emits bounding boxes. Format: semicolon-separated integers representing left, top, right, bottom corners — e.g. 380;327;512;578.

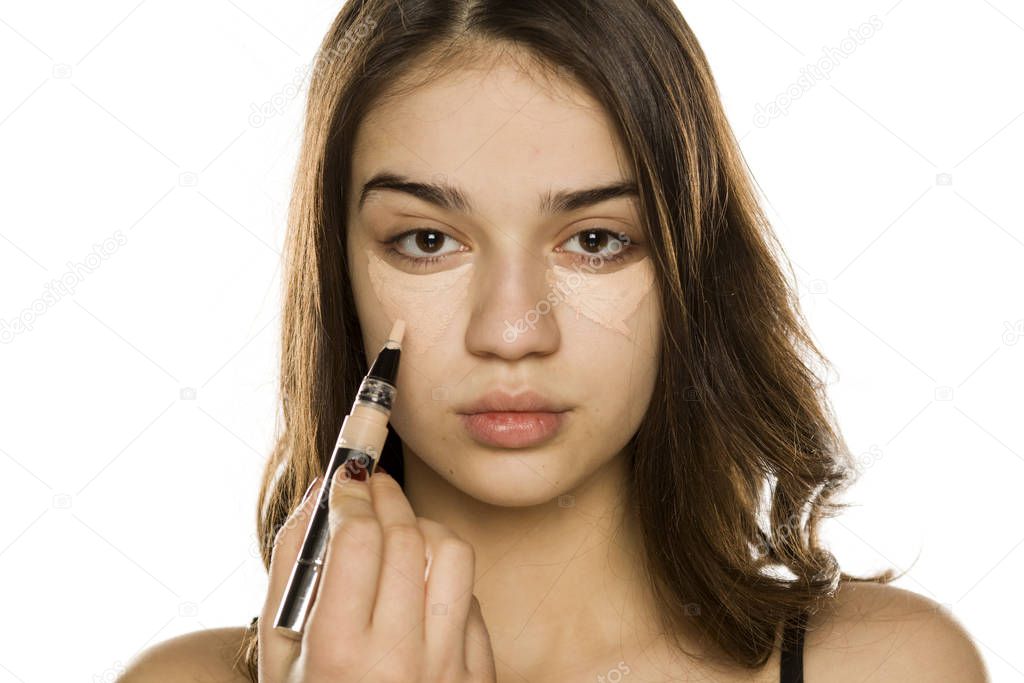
458;411;569;448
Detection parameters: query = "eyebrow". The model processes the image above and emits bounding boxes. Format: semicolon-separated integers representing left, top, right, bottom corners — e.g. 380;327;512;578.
357;171;639;215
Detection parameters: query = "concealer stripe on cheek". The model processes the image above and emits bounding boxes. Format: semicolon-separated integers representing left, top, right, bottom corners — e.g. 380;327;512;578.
364;248;473;353
544;256;655;337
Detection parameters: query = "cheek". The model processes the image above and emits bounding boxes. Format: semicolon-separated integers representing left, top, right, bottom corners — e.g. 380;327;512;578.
547;257;660;419
545;256;657;342
363;248;473;357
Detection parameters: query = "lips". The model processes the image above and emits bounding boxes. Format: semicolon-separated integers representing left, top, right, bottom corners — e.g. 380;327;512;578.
457;389;570;415
458;411;569;448
456;389;572;448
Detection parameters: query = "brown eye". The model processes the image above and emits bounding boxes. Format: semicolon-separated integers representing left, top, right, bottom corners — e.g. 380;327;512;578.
560;228;636;263
413;230;445;253
578;229;609;254
384;228;465;268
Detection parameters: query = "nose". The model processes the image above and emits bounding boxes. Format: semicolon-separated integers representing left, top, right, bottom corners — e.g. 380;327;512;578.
464;249;561;360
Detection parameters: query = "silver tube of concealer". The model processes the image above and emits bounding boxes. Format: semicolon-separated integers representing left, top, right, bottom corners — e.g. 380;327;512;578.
272;319;406;638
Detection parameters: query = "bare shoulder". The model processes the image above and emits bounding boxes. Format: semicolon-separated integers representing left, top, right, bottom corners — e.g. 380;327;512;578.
118;626;252;682
804;581;989;682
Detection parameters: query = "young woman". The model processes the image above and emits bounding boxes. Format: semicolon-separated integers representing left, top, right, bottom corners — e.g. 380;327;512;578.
122;1;988;681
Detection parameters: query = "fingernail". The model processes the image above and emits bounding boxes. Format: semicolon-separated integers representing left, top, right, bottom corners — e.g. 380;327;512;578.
342;458;369;483
331;461;364;489
301;477;320;503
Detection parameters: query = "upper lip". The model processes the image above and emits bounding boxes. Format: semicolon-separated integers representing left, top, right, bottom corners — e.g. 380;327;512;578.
457;389;571;414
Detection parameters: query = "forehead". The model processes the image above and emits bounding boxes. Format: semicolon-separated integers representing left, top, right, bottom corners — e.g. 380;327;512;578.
349;57;634;216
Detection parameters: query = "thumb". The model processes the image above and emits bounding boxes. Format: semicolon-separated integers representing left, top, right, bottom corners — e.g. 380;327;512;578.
464;595;497;680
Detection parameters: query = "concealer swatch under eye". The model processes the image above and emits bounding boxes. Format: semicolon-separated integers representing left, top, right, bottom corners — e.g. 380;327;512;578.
545;256;655;337
365;248;473;353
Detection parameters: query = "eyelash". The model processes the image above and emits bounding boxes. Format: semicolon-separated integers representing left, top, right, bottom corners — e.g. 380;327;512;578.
382;228;637;269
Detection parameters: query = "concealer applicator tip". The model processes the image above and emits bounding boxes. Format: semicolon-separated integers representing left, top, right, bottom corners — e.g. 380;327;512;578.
387;319;406;346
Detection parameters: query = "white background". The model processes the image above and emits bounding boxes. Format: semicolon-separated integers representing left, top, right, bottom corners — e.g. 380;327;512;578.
1;1;1022;680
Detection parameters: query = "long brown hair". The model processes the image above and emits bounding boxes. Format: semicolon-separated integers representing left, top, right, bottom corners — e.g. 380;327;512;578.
236;0;900;677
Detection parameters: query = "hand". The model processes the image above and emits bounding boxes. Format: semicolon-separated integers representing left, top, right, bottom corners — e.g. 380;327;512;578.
258;466;497;682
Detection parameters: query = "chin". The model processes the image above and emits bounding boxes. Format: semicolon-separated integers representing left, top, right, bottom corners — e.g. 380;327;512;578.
436;444;585;508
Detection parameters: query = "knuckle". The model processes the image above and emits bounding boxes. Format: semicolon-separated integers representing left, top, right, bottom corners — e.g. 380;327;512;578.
304;633;362;671
414;516;436;534
416;516;466;543
427;658;465;682
331;478;371;503
436;536;474;563
373;470;401;486
330;515;381;547
375;660;419;683
384;523;425;552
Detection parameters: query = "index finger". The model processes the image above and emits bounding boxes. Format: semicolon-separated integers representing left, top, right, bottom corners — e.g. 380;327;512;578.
304;464;383;640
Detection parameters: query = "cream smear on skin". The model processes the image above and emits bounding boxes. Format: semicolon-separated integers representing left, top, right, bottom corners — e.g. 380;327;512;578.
545;257;655;338
366;247;656;346
365;248;473;354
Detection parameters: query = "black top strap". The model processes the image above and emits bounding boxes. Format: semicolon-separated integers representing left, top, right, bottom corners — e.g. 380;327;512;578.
779;610;808;683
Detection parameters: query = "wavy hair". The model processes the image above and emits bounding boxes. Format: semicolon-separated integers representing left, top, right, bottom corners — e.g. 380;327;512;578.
236;0;901;678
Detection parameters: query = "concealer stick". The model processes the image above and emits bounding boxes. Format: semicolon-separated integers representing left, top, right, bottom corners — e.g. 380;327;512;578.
273;319;406;637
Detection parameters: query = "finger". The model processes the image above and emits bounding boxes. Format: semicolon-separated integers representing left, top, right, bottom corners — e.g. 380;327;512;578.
304;464;383;649
259;476;323;681
417;518;476;677
465;595;497;679
368;471;426;639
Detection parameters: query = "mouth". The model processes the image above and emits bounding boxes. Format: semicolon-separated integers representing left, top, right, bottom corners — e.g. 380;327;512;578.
457;410;570;449
456;388;571;414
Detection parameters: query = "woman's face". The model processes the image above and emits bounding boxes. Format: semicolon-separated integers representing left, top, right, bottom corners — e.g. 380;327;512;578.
345;54;661;506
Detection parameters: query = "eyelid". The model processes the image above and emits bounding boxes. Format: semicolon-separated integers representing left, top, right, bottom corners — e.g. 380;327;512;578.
557;228;636;256
386;228;467;258
383;225;641;266
386;222;639;247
